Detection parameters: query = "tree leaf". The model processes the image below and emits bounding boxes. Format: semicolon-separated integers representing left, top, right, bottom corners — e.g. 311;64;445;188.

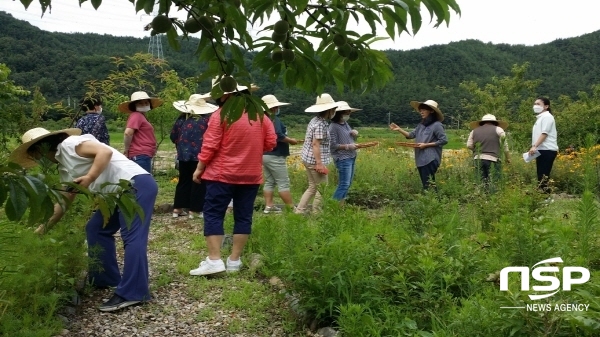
166;27;181;51
19;0;34;9
5;180;28;221
143;0;154;15
135;0;147;13
91;0;102;10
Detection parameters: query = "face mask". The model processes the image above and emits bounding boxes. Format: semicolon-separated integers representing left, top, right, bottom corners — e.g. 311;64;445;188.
137;105;151;112
533;105;544;114
275;108;281;116
341;115;350;122
96;107;103;114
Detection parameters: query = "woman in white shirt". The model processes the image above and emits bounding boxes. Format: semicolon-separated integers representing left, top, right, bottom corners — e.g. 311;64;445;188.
10;128;157;312
528;97;558;195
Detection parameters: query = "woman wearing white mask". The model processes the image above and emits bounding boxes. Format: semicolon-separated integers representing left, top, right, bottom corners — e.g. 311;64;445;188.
261;94;299;213
329;101;376;205
118;91;163;173
528;97;558;195
76;95;110;145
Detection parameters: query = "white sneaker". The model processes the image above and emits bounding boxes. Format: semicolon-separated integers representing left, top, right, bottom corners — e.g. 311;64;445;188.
189;212;204;219
263;206;282;214
189;257;225;276
226;257;242;273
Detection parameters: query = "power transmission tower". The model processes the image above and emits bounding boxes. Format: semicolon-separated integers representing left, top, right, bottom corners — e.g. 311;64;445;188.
142;9;164;60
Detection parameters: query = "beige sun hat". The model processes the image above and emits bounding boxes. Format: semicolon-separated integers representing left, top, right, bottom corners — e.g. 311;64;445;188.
9;127;82;169
118;91;163;113
336;101;362;113
199;76;260;99
261;95;291;109
469;114;508;130
305;93;342;113
409;100;444;122
173;94;219;115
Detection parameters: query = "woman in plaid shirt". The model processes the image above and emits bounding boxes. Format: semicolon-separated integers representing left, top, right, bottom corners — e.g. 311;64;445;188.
295;94;342;214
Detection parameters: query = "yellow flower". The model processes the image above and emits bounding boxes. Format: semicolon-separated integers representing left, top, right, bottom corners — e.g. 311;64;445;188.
171;177;179;183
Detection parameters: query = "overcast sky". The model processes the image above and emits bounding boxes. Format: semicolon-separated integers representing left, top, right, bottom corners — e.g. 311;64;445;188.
1;0;600;51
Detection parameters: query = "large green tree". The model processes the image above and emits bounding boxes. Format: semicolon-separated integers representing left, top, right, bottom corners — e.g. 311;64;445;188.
20;0;461;122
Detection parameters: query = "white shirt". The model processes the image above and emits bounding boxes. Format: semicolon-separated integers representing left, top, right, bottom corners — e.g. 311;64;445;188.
532;111;558;151
56;134;149;193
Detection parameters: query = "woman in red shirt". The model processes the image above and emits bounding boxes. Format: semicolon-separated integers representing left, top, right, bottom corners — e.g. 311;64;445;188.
190;81;276;276
118;91;163;173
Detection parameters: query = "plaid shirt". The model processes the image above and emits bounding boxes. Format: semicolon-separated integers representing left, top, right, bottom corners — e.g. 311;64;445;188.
301;116;331;165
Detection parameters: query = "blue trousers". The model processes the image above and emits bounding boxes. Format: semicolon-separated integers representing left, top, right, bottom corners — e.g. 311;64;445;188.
333;157;356;200
86;174;157;301
131;155;153;174
203;180;259;236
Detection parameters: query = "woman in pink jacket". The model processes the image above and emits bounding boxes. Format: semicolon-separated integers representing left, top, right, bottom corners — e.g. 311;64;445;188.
190;81;276;276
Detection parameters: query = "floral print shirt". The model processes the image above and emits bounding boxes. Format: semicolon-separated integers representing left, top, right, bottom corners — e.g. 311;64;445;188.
170;114;210;162
75;113;110;145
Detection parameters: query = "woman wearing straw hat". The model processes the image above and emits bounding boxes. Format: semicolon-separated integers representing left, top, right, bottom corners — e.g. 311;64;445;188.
118;91;163;173
295;93;341;214
261;94;300;213
467;114;510;191
389;100;448;190
170;94;219;219
9;127;157;312
189;77;276;276
329;101;376;205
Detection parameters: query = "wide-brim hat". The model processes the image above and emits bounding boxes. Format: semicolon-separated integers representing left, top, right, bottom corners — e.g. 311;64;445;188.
9;127;82;169
335;101;362;113
469;114;508;130
118;91;163;113
262;94;291;109
410;100;444;122
199;77;260;99
173;94;219;115
305;93;342;113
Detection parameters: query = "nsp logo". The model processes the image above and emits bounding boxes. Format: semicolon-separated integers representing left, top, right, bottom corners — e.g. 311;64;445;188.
500;257;590;300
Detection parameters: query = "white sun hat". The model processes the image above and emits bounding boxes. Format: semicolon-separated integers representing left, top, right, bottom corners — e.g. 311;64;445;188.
469;114;508;130
9;127;82;169
261;95;291;109
305;93;342;113
118;91;163;113
335;101;362;112
173;94;219;115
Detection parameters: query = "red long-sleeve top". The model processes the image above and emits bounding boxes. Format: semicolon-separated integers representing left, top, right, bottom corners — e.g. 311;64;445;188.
199;108;277;184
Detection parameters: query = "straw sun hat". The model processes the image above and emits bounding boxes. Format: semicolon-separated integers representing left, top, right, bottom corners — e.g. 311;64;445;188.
9;127;82;169
173;94;219;115
118;91;163;113
409;99;444;122
336;101;362;112
261;95;291;109
305;93;342;113
469;114;508;130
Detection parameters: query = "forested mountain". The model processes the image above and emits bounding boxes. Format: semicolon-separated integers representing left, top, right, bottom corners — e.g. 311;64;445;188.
2;10;600;126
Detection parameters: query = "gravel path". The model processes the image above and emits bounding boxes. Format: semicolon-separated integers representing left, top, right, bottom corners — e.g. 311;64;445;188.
60;213;313;337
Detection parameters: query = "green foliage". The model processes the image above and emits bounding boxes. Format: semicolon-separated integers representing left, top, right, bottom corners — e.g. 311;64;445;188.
0;219;87;337
17;0;461;124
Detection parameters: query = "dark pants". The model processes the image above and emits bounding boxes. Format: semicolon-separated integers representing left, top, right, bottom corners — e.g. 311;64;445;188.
536;150;558;193
173;161;206;213
131;155;153;174
476;159;502;182
417;160;439;190
203;180;259;236
86;174;157;301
